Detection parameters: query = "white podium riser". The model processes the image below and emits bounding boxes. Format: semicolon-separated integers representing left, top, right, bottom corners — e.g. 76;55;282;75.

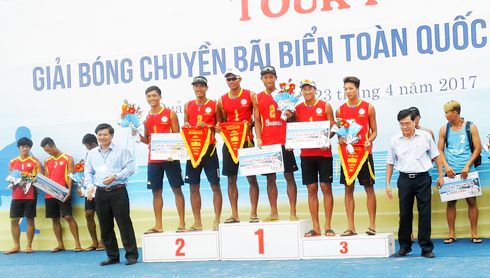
301;233;396;259
142;231;220;262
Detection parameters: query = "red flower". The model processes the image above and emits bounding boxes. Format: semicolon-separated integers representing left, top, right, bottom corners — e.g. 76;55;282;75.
289;84;296;90
128;107;136;114
343;122;350;128
279;83;286;87
21;171;29;176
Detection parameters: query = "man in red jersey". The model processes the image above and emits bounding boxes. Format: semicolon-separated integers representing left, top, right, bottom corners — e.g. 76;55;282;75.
138;86;186;233
253;65;298;222
41;137;82;252
4;137;43;254
183;76;223;231
295;79;336;237
336;76;378;236
217;68;260;223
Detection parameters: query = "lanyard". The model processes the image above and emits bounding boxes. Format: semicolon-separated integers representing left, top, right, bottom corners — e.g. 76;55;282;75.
99;148;112;164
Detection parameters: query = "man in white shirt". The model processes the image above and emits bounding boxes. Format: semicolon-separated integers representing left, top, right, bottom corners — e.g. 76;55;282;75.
385;109;444;258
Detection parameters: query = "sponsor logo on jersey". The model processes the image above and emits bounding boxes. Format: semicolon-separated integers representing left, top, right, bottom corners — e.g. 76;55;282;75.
205;107;212;113
265;119;282;126
241;99;247;105
316;108;322;114
162;116;168;122
359;108;365;115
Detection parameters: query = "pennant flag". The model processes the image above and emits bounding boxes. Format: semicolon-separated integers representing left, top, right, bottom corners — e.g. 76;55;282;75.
338;143;369;185
181;126;212;168
219;122;248;164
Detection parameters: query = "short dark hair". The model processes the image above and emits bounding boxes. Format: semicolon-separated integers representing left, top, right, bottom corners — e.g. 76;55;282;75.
82;133;98;145
95;123;114;135
408;107;420;117
17;137;33;148
145;86;161;96
343;76;360;88
397;109;416;121
40;137;55;148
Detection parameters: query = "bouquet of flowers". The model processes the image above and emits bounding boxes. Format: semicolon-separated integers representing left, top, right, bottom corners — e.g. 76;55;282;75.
68;159;94;198
482;133;490;160
117;99;144;143
273;79;299;121
334;118;363;154
6;170;35;194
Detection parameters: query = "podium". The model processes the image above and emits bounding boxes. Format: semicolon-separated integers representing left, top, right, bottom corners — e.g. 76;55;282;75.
142;231;220;262
301;233;395;259
219;219;311;260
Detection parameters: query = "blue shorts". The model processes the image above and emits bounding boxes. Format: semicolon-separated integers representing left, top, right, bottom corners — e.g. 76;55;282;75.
148;160;184;189
185;145;220;184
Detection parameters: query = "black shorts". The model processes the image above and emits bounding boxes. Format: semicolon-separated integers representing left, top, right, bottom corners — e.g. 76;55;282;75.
148;160;184;190
222;140;255;177
10;199;37;218
185;145;220;184
340;154;375;186
85;197;96;211
263;145;298;176
45;198;73;218
300;156;333;185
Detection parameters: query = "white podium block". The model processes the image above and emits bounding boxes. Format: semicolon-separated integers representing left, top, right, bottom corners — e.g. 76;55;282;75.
301;233;395;259
219;219;311;261
142;231;219;262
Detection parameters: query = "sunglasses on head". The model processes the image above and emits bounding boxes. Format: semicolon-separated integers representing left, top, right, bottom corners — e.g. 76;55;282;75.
226;76;239;82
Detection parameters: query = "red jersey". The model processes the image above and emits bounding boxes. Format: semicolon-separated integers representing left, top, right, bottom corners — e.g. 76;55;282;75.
338;100;372;154
145;107;173;163
10;156;38;200
221;88;254;140
186;99;217;144
44;154;71;199
257;91;286;145
296;100;332;157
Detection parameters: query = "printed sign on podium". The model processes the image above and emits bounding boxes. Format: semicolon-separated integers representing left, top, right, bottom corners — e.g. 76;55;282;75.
301;233;395;259
219;219;311;260
142;231;219;262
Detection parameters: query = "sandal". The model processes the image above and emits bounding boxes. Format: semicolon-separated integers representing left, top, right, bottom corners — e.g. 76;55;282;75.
224;217;240;224
471;238;482;244
25;248;34;254
96;246;105;251
289;215;299;221
304;230;321;237
212;225;219;231
144;228;163;234
51;247;66;253
186;226;202;232
444;237;457;244
366;227;376;236
249;217;260;223
84;246;97;252
74;247;83;252
175;227;186;233
340;230;357;236
262;215;279;222
325;229;335;236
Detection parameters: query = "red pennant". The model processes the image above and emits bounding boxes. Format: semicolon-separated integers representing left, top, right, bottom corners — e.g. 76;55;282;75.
181;126;211;168
219;122;248;164
338;143;369;185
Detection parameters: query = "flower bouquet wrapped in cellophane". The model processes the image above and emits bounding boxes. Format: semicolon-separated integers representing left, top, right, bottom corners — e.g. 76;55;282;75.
117;99;144;143
68;159;94;198
6;169;35;194
335;118;363;154
273;79;299;121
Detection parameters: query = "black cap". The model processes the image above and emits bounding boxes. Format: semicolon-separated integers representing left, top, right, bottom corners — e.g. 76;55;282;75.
260;65;276;77
409;107;420;116
191;76;208;86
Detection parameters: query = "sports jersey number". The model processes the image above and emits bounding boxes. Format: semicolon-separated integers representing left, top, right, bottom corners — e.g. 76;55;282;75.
460;134;465;144
21;164;24;170
197;115;203;123
54;162;58;168
269;105;275;119
234;109;239;122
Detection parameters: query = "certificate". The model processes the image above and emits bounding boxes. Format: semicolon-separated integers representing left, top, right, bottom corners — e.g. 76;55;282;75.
439;171;482;202
150;133;189;161
285;121;330;149
33;173;69;202
238;144;284;176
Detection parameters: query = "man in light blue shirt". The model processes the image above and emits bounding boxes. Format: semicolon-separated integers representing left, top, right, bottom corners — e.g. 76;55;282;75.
85;123;138;266
385;109;444;258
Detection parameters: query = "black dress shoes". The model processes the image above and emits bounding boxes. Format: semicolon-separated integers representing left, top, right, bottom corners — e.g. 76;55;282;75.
126;259;137;265
100;258;120;266
395;249;412;257
421;251;435;258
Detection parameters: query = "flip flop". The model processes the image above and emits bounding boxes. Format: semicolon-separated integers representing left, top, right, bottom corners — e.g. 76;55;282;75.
224;217;240;224
25;248;34;254
84;246;96;252
444;237;457;244
175;227;186;233
262;216;279;222
144;228;163;234
51;247;66;253
340;230;357;236
74;247;83;252
304;230;321;237
212;225;219;231
249;217;260;223
96;247;105;251
325;229;336;236
186;226;202;232
366;227;376;236
4;250;20;255
289;215;299;222
471;238;482;244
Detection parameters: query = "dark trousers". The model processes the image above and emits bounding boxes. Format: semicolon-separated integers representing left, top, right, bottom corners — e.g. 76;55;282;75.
397;172;434;253
95;186;138;261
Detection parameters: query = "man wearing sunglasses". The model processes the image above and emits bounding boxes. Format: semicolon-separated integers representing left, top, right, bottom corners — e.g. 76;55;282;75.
217;68;260;223
252;65;298;222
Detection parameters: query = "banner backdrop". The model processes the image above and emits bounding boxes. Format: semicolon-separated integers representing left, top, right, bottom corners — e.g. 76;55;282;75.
0;0;489;250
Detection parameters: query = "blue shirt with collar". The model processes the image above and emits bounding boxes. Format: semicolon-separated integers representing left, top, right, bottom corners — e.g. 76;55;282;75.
84;143;134;189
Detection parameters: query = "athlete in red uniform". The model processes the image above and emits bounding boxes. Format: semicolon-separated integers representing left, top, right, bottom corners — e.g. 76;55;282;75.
217;67;260;223
253;65;298;222
183;76;223;231
5;137;43;255
138;86;186;233
336;76;378;236
41;137;82;252
295;79;336;237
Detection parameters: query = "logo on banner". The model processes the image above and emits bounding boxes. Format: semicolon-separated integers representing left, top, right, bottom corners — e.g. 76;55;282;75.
219;122;249;164
180;126;212;168
162;116;168;122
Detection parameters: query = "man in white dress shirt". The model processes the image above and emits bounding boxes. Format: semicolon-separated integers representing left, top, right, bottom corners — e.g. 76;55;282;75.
385;109;444;258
